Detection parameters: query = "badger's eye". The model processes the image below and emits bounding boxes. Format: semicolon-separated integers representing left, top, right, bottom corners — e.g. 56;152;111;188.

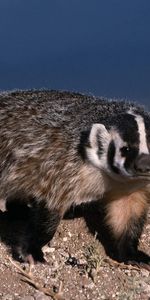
120;146;131;157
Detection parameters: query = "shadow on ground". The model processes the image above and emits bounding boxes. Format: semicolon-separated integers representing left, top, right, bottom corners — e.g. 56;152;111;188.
0;201;149;265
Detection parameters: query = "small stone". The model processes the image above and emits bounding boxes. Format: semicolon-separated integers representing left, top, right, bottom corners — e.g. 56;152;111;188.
141;282;150;296
58;249;69;258
141;269;149;277
65;256;78;267
43;246;55;253
53;261;59;269
2;295;13;300
101;296;106;300
81;275;90;288
87;282;95;289
63;237;67;242
78;258;87;265
22;296;34;300
34;291;50;300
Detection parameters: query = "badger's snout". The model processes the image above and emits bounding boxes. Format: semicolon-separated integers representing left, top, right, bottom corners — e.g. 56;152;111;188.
134;154;150;175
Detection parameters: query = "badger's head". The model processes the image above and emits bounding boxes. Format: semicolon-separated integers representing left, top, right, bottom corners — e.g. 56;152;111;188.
86;110;150;182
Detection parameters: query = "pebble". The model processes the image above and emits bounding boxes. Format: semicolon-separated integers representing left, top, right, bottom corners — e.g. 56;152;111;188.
58;249;69;258
141;269;150;277
1;295;13;300
78;258;87;265
141;282;150;296
34;291;50;300
22;296;34;300
43;246;55;254
87;282;95;289
124;270;131;276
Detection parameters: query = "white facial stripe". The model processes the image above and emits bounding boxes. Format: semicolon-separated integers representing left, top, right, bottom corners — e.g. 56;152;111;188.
128;111;149;154
111;130;128;175
134;115;149;154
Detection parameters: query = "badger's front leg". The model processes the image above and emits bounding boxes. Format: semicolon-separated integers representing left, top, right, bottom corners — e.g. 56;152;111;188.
105;190;149;266
28;201;61;261
10;200;61;263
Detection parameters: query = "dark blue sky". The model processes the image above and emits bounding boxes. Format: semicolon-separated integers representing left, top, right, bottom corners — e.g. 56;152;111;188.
0;0;150;107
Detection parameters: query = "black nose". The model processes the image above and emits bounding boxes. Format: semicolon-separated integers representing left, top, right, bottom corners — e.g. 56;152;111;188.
134;154;150;173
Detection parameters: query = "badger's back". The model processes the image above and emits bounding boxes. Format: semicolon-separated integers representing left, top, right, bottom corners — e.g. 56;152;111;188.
0;90;146;132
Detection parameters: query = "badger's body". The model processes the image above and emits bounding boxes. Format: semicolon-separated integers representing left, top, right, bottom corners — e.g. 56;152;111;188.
0;90;150;264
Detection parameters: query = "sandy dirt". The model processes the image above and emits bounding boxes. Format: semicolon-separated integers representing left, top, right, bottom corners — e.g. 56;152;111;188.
0;203;150;300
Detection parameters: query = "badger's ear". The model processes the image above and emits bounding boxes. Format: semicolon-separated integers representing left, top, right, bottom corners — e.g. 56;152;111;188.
86;124;111;168
89;123;110;149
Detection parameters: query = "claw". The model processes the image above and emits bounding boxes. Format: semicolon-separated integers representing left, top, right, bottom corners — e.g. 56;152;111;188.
25;254;35;274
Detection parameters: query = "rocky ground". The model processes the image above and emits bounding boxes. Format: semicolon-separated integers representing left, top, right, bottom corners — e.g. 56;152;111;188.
0;203;150;300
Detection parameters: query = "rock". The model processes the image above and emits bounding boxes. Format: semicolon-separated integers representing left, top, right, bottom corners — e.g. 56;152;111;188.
42;246;55;254
141;269;150;277
2;295;13;300
141;282;150;296
34;291;50;300
22;296;34;300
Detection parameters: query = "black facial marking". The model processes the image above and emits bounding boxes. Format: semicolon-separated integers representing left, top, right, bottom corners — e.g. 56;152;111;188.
78;129;103;161
123;147;139;171
120;146;131;157
107;140;120;174
119;114;139;147
107;113;141;174
108;113;140;147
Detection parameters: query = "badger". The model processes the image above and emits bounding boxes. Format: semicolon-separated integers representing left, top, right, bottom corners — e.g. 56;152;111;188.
0;90;150;266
